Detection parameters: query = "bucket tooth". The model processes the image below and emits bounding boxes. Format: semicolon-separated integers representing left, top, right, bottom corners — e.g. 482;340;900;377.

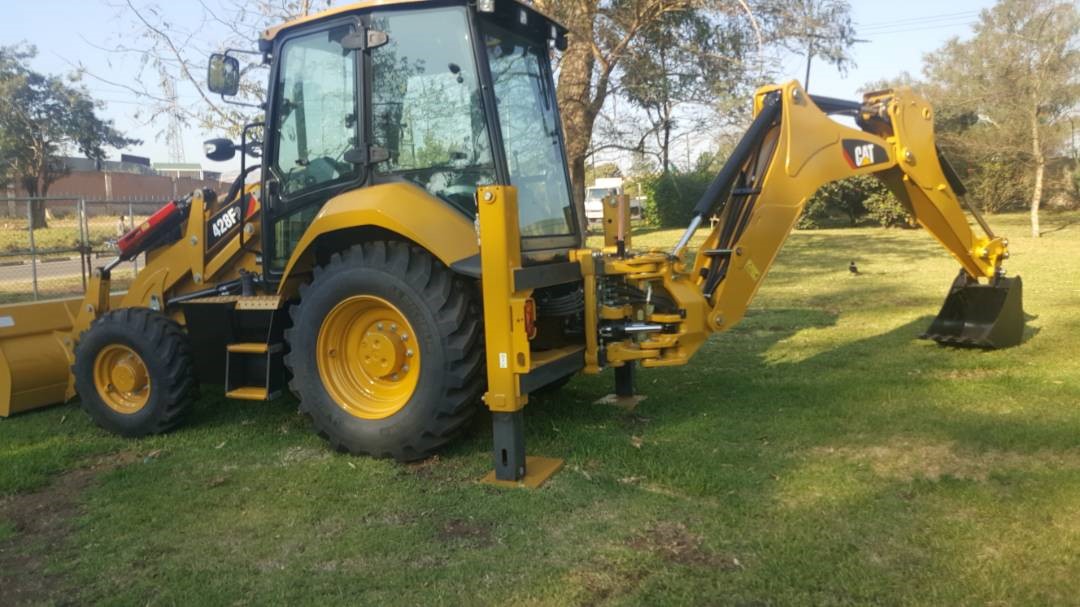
922;273;1024;349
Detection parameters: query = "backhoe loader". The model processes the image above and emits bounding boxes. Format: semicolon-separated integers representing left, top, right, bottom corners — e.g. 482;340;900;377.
0;0;1024;485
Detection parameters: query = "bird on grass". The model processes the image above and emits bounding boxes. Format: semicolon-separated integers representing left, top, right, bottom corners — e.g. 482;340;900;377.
849;260;860;275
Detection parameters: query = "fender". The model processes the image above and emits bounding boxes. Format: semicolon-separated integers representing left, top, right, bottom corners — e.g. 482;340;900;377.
276;183;480;294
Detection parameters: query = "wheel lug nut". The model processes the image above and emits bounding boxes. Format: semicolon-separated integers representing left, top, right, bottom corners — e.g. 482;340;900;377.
391;323;398;332
402;364;410;372
406;349;413;357
391;373;399;380
376;322;384;330
401;334;409;341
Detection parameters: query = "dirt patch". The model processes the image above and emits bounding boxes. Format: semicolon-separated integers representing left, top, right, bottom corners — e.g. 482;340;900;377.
437;518;493;547
628;522;741;569
405;455;443;479
0;451;138;606
814;439;1080;482
570;565;648;606
279;445;331;466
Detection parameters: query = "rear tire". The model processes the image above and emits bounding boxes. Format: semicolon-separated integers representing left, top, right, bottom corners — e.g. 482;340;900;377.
284;241;484;461
73;308;197;437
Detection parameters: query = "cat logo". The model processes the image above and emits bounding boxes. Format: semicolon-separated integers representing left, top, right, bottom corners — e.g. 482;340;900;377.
842;139;889;169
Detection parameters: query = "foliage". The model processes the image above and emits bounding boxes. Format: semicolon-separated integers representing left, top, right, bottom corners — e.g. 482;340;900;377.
797;175;908;229
534;0;857;207
584;162;622;186
766;0;858;86
922;0;1080;236
615;9;755;173
642;169;712;227
0;45;137;227
864;188;911;228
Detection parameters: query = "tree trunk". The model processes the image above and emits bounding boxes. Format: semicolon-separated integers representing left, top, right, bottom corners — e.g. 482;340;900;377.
554;3;598;239
30;199;48;230
1030;111;1043;238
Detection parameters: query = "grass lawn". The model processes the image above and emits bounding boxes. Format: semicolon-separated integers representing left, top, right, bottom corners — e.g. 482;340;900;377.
1;210;1079;605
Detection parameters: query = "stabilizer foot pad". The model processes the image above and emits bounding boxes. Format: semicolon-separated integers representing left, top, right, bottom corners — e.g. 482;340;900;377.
481;456;564;489
594;394;647;411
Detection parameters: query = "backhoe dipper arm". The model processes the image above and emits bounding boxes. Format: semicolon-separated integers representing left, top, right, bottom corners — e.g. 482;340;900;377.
677;81;1010;333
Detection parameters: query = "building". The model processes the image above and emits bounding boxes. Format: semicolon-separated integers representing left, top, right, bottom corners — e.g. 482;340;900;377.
5;156;228;202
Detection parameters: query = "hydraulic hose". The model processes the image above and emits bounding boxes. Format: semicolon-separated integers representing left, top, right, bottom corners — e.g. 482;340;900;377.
672;93;781;257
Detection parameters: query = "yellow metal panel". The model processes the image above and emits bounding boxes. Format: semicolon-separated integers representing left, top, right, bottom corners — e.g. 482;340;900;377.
477;185;531;413
529;345;584;371
225;387;269;401
227;343;269;354
480;456;564;489
277;183;479;296
601;194;632;250
0;297;80;416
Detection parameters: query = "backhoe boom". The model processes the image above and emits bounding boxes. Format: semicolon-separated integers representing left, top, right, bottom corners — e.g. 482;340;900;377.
578;81;1023;377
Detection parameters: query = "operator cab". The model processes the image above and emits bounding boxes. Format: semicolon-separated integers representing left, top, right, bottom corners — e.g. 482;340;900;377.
207;0;575;283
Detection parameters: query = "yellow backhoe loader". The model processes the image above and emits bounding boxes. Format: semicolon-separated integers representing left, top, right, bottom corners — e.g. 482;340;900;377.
0;0;1024;486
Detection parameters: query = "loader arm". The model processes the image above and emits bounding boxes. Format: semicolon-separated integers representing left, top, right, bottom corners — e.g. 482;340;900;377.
679;81;1011;334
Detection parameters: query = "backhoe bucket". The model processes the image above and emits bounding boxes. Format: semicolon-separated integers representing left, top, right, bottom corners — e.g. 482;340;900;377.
921;274;1024;349
0;297;81;417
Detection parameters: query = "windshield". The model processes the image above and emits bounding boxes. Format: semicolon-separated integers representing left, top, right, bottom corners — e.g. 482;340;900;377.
482;22;574;237
370;7;495;213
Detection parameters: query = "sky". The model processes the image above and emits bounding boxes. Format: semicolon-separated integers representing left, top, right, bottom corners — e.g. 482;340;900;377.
0;0;996;173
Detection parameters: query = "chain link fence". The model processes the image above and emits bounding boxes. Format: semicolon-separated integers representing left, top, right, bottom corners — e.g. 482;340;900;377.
0;198;169;304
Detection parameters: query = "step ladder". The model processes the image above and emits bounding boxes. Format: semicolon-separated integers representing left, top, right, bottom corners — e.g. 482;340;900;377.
225;340;285;401
179;294;287;402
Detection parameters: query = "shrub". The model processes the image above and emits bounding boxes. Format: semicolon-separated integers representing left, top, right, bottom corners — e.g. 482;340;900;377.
643;171;712;227
798;175;911;229
865;190;911;227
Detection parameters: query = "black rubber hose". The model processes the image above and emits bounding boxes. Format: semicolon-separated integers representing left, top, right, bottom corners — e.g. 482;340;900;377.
690;93;782;219
224;163;262;205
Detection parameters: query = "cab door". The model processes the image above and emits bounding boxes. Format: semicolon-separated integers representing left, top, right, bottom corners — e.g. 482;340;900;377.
262;18;365;279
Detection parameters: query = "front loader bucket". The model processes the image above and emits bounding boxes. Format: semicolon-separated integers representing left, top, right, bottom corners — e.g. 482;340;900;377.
921;274;1024;349
0;297;81;417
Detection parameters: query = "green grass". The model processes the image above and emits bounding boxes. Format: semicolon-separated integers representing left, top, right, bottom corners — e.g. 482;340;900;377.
2;210;1079;605
0;217;140;256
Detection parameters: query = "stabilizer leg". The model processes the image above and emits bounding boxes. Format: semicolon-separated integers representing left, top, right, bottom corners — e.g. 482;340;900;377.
481;411;563;488
594;362;647;410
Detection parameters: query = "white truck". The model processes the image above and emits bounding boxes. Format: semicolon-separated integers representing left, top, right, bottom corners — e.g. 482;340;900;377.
584;177;641;225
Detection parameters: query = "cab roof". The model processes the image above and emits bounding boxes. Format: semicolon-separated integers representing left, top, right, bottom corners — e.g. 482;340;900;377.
262;0;566;43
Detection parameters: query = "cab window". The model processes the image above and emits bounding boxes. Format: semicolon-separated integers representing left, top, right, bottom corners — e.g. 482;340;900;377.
370;7;495;213
269;23;359;269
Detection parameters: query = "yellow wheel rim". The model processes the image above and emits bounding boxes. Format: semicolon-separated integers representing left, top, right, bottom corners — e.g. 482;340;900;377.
317;295;421;420
93;344;151;414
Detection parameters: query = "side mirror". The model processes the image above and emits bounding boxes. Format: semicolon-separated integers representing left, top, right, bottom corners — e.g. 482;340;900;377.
207;54;240;96
204;138;237;162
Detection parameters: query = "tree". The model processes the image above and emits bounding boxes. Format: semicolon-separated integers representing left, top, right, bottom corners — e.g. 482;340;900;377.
773;0;858;91
585;162;622;185
87;1;333;141
0;45;137;228
924;0;1080;237
616;9;752;174
534;0;856;215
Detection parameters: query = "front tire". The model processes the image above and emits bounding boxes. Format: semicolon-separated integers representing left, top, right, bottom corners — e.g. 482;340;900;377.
284;241;484;461
73;308;197;437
